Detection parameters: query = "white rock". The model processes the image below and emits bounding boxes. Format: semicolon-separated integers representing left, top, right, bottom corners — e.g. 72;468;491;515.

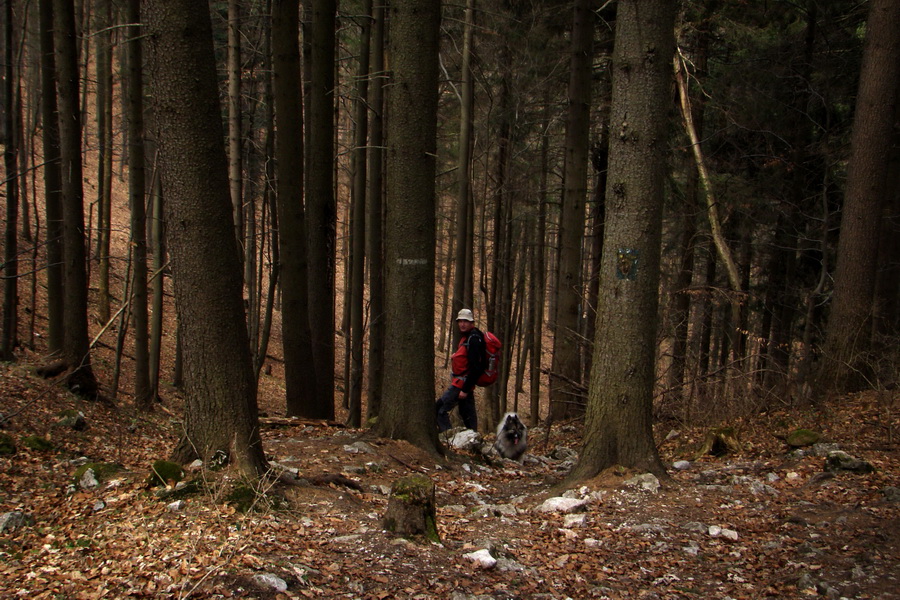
79;468;99;490
463;549;496;569
708;525;739;541
535;497;588;514
343;441;376;454
167;500;185;512
625;473;660;494
449;429;482;451
251;573;287;592
0;511;26;533
673;460;691;470
563;514;587;528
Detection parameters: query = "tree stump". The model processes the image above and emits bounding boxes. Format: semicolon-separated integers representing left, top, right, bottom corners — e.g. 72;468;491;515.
382;474;440;543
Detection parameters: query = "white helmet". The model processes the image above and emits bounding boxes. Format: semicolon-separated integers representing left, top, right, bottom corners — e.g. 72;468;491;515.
456;308;475;322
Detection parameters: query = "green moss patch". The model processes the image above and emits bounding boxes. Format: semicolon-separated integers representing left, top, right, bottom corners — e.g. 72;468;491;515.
55;409;87;431
147;460;185;487
73;462;121;487
786;428;822;448
22;435;54;451
226;483;260;513
0;432;16;455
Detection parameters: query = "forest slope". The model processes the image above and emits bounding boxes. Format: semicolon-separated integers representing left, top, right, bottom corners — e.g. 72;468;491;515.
1;362;898;599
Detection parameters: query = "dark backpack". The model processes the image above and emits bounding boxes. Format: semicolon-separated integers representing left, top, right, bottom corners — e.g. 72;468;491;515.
476;331;502;386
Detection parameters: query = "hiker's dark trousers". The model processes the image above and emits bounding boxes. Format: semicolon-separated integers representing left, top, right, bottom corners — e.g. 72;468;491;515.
436;385;477;432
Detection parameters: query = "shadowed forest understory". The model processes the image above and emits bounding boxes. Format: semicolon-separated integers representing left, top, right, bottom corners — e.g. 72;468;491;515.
3;0;900;597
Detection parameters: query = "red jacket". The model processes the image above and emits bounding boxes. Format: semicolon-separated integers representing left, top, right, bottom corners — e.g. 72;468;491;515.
450;329;486;392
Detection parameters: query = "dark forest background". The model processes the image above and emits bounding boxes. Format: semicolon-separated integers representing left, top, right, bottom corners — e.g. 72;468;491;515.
1;0;899;478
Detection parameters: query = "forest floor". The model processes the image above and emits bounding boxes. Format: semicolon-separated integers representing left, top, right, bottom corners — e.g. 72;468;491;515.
1;358;898;599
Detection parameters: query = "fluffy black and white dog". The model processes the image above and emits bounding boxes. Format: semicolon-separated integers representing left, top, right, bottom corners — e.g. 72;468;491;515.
494;412;528;461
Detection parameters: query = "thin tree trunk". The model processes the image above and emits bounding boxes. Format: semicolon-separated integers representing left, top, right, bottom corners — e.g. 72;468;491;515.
583;136;607;381
549;0;594;419
306;0;337;418
95;0;113;323
40;0;64;355
126;0;151;408
272;0;320;417
530;90;551;426
254;0;277;381
148;155;165;400
1;0;19;360
365;0;386;420
54;0;99;397
228;0;244;266
451;0;476;344
347;0;372;428
674;54;741;294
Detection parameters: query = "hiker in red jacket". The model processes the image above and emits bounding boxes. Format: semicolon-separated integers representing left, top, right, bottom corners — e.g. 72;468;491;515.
436;308;486;432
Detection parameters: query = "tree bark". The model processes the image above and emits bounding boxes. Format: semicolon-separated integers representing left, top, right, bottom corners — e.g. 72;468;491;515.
2;0;19;360
305;0;337;419
347;0;372;428
125;0;152;408
94;0;113;324
821;0;900;394
450;0;476;347
549;0;594;419
569;0;674;482
39;0;65;356
272;0;319;417
227;0;244;265
375;0;441;454
365;0;386;420
143;0;267;477
54;0;99;397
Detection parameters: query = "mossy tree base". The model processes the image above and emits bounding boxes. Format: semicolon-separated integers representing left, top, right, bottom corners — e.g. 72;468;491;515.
694;427;741;459
382;474;440;543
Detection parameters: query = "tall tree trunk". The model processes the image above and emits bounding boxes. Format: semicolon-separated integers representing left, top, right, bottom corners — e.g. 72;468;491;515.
40;0;64;355
569;0;674;482
365;0;386;420
54;0;98;397
2;0;19;360
450;0;476;346
143;0;267;477
148;162;165;400
375;0;441;454
126;0;151;408
530;91;551;426
346;0;372;427
549;0;594;419
254;0;278;381
272;0;319;417
873;109;900;341
305;0;337;419
821;0;900;394
228;0;244;265
95;0;113;323
583;136;608;381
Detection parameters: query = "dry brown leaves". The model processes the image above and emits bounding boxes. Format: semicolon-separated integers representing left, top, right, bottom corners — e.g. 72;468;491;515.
2;363;899;599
